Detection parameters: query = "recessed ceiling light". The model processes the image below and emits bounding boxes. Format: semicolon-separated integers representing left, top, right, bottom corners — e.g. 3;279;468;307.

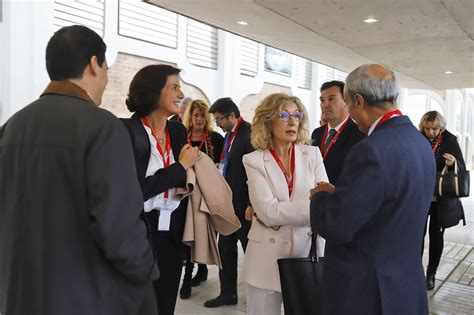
444;71;453;74
363;17;379;23
237;21;248;25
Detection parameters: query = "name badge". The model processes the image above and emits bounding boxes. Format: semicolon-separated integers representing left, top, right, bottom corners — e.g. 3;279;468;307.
158;207;171;231
218;162;224;176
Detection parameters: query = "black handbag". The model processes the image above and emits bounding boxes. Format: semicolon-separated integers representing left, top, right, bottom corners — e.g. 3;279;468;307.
436;197;466;229
435;160;470;197
277;231;323;315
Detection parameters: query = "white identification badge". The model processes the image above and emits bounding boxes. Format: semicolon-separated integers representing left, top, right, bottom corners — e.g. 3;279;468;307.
218;162;224;176
158;207;171;231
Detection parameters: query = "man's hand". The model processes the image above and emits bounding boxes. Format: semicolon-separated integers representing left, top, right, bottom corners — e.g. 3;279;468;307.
310;181;335;198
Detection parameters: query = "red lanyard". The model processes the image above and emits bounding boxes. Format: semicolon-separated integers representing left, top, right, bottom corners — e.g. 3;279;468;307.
141;117;171;199
220;118;244;161
375;109;402;129
187;130;209;150
320;116;350;159
432;132;442;153
269;143;296;197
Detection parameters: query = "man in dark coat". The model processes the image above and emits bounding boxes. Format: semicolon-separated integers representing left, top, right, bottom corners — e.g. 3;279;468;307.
310;64;436;315
0;25;158;315
311;80;365;184
204;97;254;308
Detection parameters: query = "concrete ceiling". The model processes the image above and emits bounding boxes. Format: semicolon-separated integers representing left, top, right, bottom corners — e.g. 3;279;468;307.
147;0;474;90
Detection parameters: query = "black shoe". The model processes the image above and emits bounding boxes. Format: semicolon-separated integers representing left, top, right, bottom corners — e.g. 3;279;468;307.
426;273;435;290
204;295;237;308
179;279;192;299
191;266;208;287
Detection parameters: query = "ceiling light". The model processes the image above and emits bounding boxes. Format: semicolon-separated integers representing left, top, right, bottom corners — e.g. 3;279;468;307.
444;71;453;74
237;21;248;25
363;17;379;23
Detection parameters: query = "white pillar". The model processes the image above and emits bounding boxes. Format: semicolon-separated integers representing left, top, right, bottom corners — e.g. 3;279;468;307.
1;0;54;124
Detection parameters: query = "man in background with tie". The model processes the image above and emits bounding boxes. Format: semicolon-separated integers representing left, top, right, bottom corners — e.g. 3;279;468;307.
205;97;254;308
311;81;364;184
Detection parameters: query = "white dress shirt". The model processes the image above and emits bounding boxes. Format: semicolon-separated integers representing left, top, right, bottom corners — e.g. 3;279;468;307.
142;123;181;213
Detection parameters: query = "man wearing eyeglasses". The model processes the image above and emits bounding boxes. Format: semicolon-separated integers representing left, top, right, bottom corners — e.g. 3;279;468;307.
204;97;254;308
311;80;365;184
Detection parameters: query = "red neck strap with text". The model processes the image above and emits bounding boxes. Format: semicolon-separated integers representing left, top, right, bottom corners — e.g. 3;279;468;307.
188;130;209;150
269;142;296;197
375;109;402;129
220;117;244;161
320;116;350;159
432;132;442;153
141;117;171;198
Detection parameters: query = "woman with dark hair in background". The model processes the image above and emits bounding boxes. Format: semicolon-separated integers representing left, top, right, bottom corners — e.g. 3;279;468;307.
178;99;224;299
121;64;200;314
419;110;466;291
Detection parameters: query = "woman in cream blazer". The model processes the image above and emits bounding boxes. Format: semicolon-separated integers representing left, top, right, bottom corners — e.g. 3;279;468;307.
243;93;328;315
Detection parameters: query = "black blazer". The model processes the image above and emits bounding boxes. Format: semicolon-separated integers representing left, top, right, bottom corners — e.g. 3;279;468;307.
311;118;365;184
189;131;224;164
121;114;188;244
424;129;466;172
224;121;254;219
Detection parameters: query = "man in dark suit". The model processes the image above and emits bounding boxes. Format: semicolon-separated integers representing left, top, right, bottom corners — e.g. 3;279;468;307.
311;80;365;184
204;97;254;308
310;64;436;315
0;26;157;315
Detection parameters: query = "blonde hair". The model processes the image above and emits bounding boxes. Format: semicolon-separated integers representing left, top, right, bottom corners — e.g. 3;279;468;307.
419;111;446;132
251;93;310;149
183;99;213;133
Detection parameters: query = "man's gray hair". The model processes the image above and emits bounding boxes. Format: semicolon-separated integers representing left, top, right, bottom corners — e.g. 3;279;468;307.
345;64;399;106
180;97;193;108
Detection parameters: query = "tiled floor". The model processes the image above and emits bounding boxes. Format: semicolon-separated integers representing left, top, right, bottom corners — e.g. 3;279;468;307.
176;195;474;315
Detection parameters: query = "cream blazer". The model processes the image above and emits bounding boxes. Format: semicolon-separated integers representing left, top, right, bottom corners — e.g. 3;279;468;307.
242;144;328;292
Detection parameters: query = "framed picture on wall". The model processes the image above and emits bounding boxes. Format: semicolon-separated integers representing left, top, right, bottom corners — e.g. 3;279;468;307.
264;46;292;76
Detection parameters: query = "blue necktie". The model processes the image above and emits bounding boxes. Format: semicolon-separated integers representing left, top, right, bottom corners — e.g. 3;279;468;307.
221;132;231;176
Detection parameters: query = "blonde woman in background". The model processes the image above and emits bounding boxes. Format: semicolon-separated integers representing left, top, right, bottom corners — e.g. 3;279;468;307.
242;93;327;315
179;99;224;299
419;111;466;290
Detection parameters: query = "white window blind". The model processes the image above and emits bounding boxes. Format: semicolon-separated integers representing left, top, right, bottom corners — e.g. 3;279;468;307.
336;70;348;82
240;38;259;77
54;0;105;37
119;0;178;48
325;67;335;81
186;18;218;69
296;57;312;89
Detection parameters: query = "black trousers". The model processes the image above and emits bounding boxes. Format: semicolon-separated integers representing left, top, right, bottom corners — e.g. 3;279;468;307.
422;201;445;275
218;219;251;297
146;211;185;315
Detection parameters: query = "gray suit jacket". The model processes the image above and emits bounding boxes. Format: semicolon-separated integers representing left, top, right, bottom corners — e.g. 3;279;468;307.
0;82;158;315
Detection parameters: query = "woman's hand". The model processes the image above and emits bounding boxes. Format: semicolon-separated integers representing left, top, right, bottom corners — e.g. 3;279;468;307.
245;206;254;221
310;181;335;198
178;144;201;170
443;153;456;166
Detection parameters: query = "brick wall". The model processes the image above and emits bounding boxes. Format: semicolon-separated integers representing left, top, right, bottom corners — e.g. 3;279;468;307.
239;82;291;123
101;52;208;117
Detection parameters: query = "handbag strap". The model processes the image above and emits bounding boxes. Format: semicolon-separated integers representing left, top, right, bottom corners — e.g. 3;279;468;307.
309;229;319;262
439;159;460;197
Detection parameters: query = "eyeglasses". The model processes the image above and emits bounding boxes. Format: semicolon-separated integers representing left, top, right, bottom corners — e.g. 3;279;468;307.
277;111;304;122
213;113;230;123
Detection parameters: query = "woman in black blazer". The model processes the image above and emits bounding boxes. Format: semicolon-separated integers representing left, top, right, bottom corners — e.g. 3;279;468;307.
178;99;224;299
121;65;200;315
419;111;466;291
